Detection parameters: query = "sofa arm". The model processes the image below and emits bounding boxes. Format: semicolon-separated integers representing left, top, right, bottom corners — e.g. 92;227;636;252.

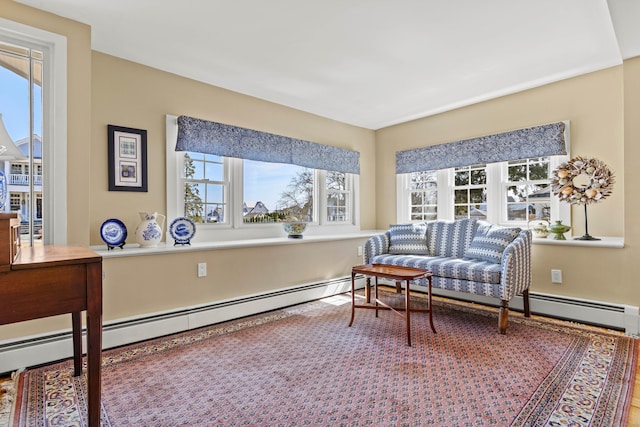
499;229;532;301
364;232;390;264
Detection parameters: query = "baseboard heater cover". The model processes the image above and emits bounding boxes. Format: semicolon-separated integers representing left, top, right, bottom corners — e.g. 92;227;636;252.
0;275;365;374
389;280;638;334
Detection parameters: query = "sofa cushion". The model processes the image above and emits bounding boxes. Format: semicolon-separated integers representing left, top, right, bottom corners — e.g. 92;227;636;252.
464;223;521;264
371;254;502;284
388;223;428;255
426;218;478;258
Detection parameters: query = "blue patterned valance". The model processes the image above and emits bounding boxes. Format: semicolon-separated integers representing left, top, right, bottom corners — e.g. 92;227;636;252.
176;116;360;174
396;122;568;174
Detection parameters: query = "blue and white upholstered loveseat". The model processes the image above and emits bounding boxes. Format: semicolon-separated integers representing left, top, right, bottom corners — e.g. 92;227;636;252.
364;218;532;334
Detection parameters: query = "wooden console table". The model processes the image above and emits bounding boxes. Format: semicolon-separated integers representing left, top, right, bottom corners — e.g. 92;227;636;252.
0;215;103;426
349;264;435;346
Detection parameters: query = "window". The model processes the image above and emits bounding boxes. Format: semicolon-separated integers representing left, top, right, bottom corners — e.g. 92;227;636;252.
505;158;551;221
409;171;437;221
398;155;569;227
166;116;359;241
326;171;350;223
183;152;227;224
0;19;67;245
454;164;487;220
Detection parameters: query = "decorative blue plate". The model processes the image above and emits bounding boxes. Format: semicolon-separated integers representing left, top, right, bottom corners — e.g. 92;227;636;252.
169;217;196;245
100;218;127;249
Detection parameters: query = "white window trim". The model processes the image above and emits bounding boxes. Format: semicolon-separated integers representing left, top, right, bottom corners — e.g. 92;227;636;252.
166;115;360;243
396;157;570;227
0;19;67;245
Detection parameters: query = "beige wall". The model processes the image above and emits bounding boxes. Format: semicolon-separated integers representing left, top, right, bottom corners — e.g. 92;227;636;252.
376;66;631;305
1;1;639;342
0;3;375;340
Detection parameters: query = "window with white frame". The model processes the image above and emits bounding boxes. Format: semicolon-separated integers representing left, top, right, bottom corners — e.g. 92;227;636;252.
454;164;487;220
0;20;67;245
409;171;438;221
167;116;359;241
398;155;569;227
325;171;351;223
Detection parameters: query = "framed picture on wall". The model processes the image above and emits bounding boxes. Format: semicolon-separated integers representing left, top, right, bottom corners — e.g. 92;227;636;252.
108;125;148;192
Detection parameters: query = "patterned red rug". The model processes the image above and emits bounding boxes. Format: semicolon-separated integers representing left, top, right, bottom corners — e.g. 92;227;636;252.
9;291;638;426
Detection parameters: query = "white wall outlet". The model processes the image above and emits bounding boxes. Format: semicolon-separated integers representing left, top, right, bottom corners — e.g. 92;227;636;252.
551;269;562;284
197;262;207;278
357;246;363;257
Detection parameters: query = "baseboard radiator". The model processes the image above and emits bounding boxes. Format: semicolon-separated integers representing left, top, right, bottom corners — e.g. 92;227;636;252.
1;276;637;374
0;276;365;375
399;281;639;336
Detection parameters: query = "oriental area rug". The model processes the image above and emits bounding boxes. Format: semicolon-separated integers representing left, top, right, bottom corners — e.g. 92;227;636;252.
8;290;638;427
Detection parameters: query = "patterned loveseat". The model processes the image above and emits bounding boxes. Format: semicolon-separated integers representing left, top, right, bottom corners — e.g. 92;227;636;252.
364;218;532;334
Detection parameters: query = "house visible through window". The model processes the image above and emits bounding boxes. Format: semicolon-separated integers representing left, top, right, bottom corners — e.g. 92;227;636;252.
0;40;44;243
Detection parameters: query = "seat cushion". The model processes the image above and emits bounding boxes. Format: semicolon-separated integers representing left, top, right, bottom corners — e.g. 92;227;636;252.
464;223;521;264
388;223;428;255
371;254;502;284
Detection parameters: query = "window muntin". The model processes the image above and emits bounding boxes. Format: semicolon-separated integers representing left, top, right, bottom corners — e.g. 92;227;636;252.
453;164;487;220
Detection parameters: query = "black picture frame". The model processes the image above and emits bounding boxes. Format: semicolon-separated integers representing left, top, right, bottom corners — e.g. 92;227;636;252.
108;125;148;192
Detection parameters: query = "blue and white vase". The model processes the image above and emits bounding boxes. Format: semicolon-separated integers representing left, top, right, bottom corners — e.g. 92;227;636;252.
135;211;166;247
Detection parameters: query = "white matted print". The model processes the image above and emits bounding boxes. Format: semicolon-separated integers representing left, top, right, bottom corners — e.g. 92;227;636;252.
108;125;147;192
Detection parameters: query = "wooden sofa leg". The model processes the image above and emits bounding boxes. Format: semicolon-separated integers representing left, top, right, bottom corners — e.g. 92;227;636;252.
366;277;371;303
499;300;509;335
523;289;531;318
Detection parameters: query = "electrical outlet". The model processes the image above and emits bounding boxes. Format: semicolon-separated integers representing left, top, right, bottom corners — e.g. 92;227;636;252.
197;263;207;278
551;269;562;284
357;246;363;257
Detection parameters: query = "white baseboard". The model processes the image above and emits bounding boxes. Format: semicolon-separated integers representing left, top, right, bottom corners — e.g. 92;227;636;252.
2;276;636;374
0;276;365;374
397;280;639;335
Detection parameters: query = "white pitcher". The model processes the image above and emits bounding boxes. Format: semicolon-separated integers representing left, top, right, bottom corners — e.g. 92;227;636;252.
135;212;166;247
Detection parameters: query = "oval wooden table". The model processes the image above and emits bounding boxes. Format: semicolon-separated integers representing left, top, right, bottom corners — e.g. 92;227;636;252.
349;264;435;346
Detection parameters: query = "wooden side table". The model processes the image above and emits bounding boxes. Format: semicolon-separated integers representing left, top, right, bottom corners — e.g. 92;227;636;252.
0;245;103;426
349;264;435;346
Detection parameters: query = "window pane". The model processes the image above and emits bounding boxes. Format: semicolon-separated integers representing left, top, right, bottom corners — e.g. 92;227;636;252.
469;188;486;204
0;43;44;244
529;161;549;181
408;171;437;221
470;169;486;185
455;189;468;204
454;170;469;186
183;153;226;224
508;164;527;182
244;159;313;223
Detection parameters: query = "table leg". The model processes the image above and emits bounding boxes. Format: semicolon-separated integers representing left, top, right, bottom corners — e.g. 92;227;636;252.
86;262;103;427
405;279;412;346
349;272;356;327
71;312;82;376
427;276;436;334
374;276;379;318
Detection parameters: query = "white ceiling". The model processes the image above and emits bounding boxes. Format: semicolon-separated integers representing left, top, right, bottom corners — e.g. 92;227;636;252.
15;0;640;130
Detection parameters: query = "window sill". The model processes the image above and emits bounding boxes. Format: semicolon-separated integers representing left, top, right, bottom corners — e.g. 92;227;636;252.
532;236;624;248
92;230;382;258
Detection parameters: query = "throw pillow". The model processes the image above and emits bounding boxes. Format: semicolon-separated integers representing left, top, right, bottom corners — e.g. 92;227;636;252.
464;224;521;264
388;223;429;255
